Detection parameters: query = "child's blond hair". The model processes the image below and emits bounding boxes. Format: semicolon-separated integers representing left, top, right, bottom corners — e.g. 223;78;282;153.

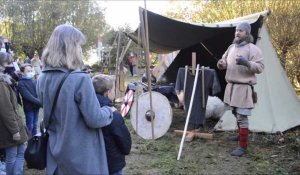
92;74;113;95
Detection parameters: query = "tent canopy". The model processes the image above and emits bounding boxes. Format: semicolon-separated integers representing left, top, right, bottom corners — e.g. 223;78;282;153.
127;8;269;54
127;8;269;99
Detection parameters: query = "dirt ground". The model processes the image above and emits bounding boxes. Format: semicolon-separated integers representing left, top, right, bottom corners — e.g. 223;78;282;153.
24;109;300;175
24;70;300;175
123;110;300;175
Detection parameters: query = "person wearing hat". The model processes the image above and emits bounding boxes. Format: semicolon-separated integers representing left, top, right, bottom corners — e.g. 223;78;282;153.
217;22;264;156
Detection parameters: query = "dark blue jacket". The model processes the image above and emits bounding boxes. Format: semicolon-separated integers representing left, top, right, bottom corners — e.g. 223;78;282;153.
17;78;41;112
96;94;132;174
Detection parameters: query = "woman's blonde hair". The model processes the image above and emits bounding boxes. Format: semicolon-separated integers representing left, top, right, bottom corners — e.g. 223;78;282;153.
42;24;86;70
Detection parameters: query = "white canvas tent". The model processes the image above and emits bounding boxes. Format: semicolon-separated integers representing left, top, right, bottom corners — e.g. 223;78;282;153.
128;9;300;133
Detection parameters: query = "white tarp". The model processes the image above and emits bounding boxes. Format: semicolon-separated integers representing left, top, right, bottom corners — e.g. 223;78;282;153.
153;51;180;79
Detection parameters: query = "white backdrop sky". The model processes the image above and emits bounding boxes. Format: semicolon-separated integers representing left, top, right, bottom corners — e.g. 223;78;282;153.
98;0;170;30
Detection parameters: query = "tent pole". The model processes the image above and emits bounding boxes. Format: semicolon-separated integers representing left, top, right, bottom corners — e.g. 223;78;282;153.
140;1;155;140
118;40;132;66
115;31;122;100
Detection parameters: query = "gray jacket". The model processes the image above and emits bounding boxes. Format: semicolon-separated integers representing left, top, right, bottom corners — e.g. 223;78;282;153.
36;67;113;175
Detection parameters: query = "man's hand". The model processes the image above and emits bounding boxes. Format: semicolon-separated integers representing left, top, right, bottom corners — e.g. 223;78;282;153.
236;56;250;67
13;132;21;141
217;59;227;70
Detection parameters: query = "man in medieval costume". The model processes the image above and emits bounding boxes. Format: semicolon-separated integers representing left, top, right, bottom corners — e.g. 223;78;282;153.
217;22;264;156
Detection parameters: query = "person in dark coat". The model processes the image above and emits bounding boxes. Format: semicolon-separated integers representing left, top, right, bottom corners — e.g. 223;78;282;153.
0;51;29;175
24;56;31;64
93;74;132;175
18;64;42;136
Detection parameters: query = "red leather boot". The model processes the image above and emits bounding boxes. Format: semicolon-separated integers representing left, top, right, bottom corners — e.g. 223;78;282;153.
239;127;249;148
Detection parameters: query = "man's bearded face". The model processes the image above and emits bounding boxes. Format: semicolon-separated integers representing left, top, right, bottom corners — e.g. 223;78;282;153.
234;29;248;44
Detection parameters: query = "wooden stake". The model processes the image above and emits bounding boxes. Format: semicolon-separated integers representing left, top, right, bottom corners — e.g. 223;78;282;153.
174;130;213;140
183;65;188;110
177;64;200;160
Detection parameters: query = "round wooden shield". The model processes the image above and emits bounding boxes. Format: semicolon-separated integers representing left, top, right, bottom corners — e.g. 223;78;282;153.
120;90;134;117
130;91;172;139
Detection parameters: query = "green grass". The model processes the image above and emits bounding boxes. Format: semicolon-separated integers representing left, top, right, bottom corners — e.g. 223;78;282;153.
22;69;300;175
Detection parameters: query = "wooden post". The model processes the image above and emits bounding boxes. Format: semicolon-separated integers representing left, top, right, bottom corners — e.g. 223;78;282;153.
183;65;188;110
192;52;196;75
201;66;205;108
140;4;155;140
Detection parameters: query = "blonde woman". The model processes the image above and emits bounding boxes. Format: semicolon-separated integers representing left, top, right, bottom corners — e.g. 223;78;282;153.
36;24;114;175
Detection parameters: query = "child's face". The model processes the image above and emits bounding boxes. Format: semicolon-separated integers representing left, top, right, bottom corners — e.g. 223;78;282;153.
107;89;115;101
23;66;35;79
24;66;33;74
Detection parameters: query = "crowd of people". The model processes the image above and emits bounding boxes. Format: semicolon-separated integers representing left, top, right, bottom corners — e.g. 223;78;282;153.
0;21;263;174
0;24;132;175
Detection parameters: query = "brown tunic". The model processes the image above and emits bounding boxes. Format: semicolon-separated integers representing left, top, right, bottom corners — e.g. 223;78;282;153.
217;43;264;108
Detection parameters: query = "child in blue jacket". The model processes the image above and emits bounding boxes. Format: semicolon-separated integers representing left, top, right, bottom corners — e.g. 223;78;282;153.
92;74;132;175
18;64;41;136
